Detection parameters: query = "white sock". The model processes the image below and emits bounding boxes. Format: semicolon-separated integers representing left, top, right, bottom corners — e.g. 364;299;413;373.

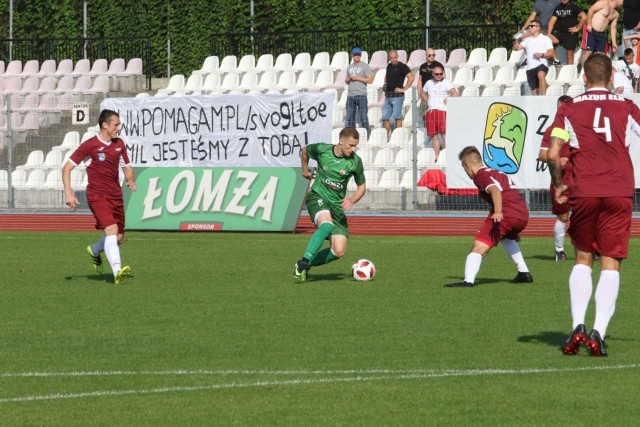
554;220;566;251
464;252;482;284
104;235;121;276
501;239;529;272
91;236;106;255
593;270;620;338
569;264;593;328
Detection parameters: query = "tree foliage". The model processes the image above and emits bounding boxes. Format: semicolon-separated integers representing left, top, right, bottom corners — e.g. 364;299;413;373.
0;0;616;77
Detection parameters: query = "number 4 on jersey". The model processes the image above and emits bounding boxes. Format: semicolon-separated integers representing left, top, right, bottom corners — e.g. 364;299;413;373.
593;108;612;142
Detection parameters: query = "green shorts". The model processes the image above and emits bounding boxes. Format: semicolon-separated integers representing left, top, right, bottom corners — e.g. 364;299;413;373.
306;192;349;237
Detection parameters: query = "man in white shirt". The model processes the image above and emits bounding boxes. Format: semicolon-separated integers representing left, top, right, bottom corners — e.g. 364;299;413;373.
423;65;458;162
513;17;556;95
612;60;635;94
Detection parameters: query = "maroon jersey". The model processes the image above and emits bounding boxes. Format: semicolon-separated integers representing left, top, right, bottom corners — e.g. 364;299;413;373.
541;126;571;175
69;135;131;200
474;167;529;221
551;89;640;197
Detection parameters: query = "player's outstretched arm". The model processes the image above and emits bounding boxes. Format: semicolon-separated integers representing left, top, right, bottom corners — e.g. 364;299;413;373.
62;161;79;210
300;146;313;180
342;183;366;211
487;186;503;222
123;165;137;191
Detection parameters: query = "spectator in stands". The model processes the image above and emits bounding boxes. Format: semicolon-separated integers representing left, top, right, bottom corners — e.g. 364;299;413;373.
581;0;623;67
622;32;640;62
422;65;458;163
62;109;137;285
417;48;445;128
618;48;639;91
513;17;555;95
344;47;373;138
381;49;414;141
521;0;562;64
547;0;587;65
522;0;562;31
612;60;635;95
445;146;532;288
620;0;640;52
537;95;573;262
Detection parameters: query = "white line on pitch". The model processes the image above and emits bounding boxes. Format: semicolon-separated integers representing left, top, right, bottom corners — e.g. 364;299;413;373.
0;364;638;404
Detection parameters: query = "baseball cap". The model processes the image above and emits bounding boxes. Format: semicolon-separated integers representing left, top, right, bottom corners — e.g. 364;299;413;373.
352;47;362;55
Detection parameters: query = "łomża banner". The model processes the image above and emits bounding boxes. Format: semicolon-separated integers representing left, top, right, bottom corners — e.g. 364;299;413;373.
102;93;333;231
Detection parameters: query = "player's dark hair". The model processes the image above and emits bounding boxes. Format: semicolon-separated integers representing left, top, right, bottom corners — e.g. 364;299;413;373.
624;48;634;57
98;109;120;129
583;53;612;86
340;127;360;140
558;95;572;104
458;146;481;163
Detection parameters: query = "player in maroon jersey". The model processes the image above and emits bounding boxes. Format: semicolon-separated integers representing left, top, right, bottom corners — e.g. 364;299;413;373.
62;109;137;285
446;146;533;288
538;95;573;262
548;52;640;356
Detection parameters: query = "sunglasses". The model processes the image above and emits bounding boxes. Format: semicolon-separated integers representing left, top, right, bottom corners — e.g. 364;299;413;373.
432;72;444;76
529;24;540;28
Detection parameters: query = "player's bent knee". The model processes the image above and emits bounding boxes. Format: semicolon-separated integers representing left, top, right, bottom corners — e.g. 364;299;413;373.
332;247;346;258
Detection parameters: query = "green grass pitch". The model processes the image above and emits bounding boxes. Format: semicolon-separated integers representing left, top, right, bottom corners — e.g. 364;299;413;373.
1;231;639;425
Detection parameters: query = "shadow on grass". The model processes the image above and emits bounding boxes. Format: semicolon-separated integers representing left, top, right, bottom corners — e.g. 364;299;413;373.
64;274;133;284
518;331;566;348
307;273;351;282
530;255;571;262
442;277;515;287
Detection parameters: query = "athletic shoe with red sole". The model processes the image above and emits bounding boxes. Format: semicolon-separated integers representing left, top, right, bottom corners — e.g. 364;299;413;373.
562;324;587;355
586;329;607;357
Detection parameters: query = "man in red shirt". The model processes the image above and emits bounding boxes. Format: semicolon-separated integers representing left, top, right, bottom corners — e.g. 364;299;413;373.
538;95;573;262
548;52;640;356
446;146;532;288
62;109;137;285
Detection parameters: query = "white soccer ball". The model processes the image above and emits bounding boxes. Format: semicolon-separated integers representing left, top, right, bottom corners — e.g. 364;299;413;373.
352;259;376;282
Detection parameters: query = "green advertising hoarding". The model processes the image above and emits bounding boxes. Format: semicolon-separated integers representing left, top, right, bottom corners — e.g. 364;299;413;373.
124;167;309;231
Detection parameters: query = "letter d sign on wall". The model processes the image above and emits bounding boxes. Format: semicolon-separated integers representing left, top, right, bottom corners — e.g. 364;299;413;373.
72;103;90;125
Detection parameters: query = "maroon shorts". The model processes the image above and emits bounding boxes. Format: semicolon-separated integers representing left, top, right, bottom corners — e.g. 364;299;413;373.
550;182;570;215
568;197;632;259
88;197;125;234
426;109;446;137
475;216;528;247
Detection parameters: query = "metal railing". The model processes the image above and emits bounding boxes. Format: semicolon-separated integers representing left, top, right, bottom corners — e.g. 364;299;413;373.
210;24;519;58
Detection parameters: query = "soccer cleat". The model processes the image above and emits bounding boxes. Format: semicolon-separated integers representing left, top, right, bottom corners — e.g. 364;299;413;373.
555;250;567;262
586;329;607;357
86;245;103;273
445;281;474;288
562;324;587;355
510;272;533;283
293;259;309;283
115;266;131;285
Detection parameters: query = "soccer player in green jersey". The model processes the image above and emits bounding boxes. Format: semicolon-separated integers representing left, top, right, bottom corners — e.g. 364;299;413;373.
293;127;367;282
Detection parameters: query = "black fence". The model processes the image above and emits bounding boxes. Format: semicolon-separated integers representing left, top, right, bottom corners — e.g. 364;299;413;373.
210;24;519;59
0;37;153;90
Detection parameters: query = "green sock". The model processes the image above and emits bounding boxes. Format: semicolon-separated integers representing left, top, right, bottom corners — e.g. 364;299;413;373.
303;222;334;261
309;248;339;267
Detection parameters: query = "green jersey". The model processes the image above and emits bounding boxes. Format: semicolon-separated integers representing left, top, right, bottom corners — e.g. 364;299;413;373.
307;143;365;206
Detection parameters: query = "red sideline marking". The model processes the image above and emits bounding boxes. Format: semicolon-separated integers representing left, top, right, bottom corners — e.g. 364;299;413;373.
2;213;640;237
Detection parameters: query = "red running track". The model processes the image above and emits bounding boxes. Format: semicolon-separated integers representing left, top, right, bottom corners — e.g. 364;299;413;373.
2;213;640;237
